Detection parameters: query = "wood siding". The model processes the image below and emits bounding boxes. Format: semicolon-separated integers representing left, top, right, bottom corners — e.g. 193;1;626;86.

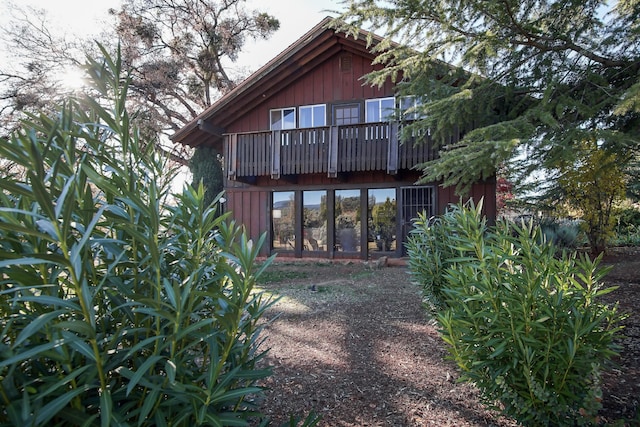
226;51;392;135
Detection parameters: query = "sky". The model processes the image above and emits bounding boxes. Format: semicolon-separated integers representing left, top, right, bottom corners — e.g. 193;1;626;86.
0;0;344;74
0;0;345;190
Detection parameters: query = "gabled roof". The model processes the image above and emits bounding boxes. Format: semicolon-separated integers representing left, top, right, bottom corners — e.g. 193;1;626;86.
171;17;383;147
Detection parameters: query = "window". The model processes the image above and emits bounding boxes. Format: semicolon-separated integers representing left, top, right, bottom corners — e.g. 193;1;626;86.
299;104;326;128
270;107;296;130
270;187;401;256
272;191;295;251
399;96;424;121
365;97;395;123
333;104;360;125
367;189;397;252
335;189;361;252
303;190;327;251
401;186;435;255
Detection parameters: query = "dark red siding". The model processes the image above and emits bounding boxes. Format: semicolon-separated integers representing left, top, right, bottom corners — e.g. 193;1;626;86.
226;51;393;134
438;180;497;223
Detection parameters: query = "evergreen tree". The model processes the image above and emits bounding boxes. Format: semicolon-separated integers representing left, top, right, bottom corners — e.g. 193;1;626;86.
331;1;640;197
190;145;224;209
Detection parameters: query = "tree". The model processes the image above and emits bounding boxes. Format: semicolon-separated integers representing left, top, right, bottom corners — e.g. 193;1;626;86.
109;0;280;161
190;145;224;209
0;0;280;170
0;3;90;136
558;139;627;254
330;1;640;196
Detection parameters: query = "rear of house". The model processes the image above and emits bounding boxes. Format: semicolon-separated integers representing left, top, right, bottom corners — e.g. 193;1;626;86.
172;17;496;260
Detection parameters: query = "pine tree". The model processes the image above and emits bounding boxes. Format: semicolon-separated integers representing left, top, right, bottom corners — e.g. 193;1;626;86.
331;1;640;197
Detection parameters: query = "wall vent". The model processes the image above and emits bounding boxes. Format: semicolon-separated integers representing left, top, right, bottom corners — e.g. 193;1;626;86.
340;54;352;72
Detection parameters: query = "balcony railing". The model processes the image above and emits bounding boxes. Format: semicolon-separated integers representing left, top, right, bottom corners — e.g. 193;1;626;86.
225;122;439;180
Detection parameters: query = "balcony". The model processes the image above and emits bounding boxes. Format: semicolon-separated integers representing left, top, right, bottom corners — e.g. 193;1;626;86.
224;122;439;181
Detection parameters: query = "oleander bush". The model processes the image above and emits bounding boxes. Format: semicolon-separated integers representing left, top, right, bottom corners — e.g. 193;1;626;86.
0;47;276;426
408;201;624;426
406;204;477;314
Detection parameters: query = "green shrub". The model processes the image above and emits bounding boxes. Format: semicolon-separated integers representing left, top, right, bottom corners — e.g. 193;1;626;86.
408;201;624;426
616;206;640;234
538;217;583;248
405;205;469;314
613;207;640;246
0;47;275;426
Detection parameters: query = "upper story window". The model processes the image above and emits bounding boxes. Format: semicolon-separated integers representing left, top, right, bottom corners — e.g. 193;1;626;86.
333;103;360;125
270;107;296;130
399;96;425;121
365;97;395;123
299;104;326;128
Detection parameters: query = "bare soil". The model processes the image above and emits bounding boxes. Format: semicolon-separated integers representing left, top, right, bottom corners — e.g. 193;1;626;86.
254;251;640;426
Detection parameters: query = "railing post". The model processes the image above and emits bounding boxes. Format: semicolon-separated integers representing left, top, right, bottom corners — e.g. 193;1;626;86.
271;130;281;179
387;122;399;175
328;125;339;178
227;134;237;180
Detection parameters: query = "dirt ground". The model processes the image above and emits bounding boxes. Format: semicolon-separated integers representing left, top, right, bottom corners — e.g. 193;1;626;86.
254;250;640;426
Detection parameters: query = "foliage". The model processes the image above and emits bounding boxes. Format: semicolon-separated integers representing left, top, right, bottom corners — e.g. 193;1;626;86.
110;0;279;133
405;205;467;314
190;145;224;210
616;205;640;234
496;175;515;214
558;141;627;254
0;2;91;136
0;0;280;164
371;197;396;251
0;46;275;426
612;205;640;246
537;217;583;249
407;201;624;426
331;1;640;197
611;228;640;246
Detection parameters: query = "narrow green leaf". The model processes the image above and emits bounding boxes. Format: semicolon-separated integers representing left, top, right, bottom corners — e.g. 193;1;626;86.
0;219;57;241
38;365;92;399
1;339;67;368
34;387;87;425
67;339;97;363
163;279;177;309
54;174;76;219
35;219;59;239
126;355;163;396
0;257;65;269
100;387;112;427
14;310;64;347
16;295;81;311
211;386;262;404
138;387;160;425
165;359;176;384
123;336;164;360
55;320;96;339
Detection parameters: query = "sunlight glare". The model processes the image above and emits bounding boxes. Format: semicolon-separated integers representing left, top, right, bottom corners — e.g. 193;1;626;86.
59;66;86;91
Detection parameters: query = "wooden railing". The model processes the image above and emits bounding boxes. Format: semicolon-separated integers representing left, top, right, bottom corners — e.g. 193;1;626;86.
224;122;439;180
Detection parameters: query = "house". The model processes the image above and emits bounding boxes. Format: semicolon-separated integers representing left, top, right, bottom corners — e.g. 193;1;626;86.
171;17;496;260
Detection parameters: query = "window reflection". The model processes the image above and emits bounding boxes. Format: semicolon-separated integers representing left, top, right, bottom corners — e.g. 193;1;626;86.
335;190;361;252
368;189;397;252
272;191;295;251
303;191;327;251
